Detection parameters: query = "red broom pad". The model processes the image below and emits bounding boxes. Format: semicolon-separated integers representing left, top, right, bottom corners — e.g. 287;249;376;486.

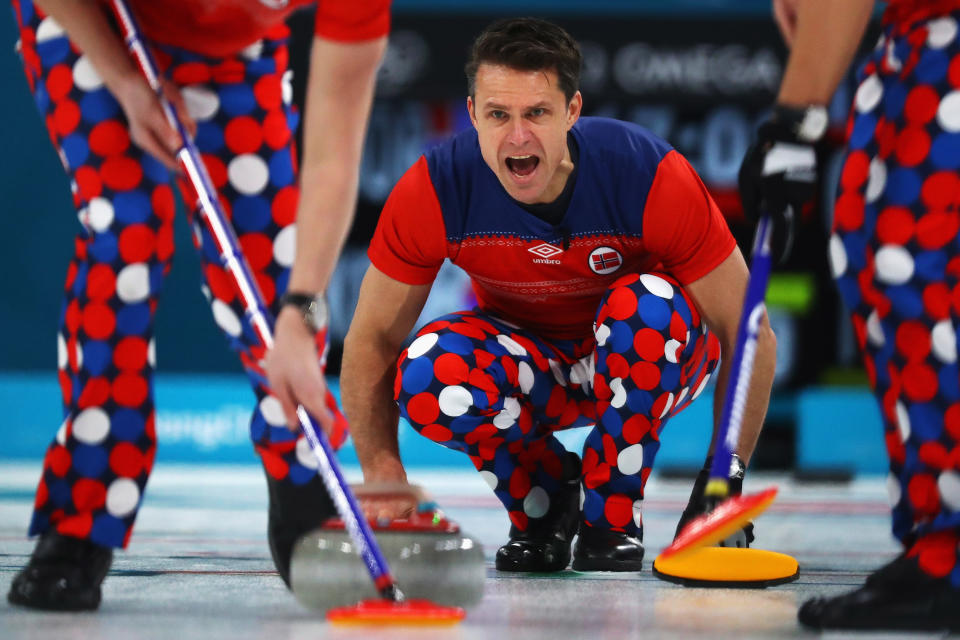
660;487;777;560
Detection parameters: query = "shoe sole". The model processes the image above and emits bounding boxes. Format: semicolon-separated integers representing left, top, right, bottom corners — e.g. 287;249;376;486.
7;586;101;611
571;557;644;572
495;552;571;573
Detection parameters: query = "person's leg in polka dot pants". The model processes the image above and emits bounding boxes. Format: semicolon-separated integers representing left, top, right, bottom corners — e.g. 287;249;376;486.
802;12;960;629
7;1;341;610
396;271;719;572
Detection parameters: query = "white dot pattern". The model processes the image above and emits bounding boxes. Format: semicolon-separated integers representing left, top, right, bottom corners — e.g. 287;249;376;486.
480;470;498;490
517;361;534;394
640;274;674;298
866;158;887;203
523;486;549;518
87;197;114;232
272;224;296;267
72;56;103;91
57;333;67;370
691;373;711;401
406;333;438;359
106;478;140;517
438;385;473;417
259;395;286;427
855;74;883;113
73;408;109;444
632;499;644;528
496;334;528;356
240;40;264;60
664;339;682;363
228;154;270;195
182;86;220;121
295;437;319;469
828;233;848;278
595;323;611;347
938;471;960;510
928;16;958;48
887;472;901;507
875;245;915;285
212;299;242;337
932;320;957;363
116;263;150;303
610;377;627;408
617;443;645;475
896;401;911;443
36;16;65;41
867;311;885;347
548;359;567;387
658;392;675;419
938;91;960;132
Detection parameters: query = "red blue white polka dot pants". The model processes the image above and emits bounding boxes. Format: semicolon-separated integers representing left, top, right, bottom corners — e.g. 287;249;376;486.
396;272;720;537
830;10;960;578
12;0;346;549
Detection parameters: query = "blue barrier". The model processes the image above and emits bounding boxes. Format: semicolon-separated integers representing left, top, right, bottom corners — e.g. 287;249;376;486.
2;374;886;473
795;387;887;474
0;373;712;468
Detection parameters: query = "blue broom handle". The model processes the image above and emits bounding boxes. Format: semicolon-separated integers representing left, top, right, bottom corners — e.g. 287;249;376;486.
707;214;773;491
110;0;401;600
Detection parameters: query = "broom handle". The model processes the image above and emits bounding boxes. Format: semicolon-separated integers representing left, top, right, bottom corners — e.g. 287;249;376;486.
109;0;402;601
706;214;773;497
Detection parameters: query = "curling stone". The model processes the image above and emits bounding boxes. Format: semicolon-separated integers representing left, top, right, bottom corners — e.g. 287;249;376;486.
289;484;485;612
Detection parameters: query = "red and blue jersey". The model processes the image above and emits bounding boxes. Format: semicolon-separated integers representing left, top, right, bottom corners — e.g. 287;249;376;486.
368;117;736;340
115;0;391;58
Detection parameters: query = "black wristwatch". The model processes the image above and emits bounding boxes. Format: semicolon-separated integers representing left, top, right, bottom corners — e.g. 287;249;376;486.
279;291;328;332
772;103;829;143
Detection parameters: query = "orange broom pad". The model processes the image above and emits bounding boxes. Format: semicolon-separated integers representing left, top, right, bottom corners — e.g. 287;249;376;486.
653;547;798;587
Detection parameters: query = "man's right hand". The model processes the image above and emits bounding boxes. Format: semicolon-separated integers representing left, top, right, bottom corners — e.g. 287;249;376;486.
112;73;196;170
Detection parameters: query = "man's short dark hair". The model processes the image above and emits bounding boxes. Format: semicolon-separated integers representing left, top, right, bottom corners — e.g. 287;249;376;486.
465;17;582;102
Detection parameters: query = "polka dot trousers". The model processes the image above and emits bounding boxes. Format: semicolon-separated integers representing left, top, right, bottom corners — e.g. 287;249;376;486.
831;10;960;578
13;0;346;548
396;272;720;537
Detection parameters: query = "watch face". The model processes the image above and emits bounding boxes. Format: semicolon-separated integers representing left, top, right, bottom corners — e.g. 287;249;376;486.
306;299;328;331
799;107;828;142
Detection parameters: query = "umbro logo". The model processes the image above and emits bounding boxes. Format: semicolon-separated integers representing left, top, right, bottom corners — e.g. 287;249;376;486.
528;243;563;264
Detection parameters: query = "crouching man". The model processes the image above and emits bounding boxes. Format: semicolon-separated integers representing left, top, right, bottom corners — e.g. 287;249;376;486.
341;17;776;572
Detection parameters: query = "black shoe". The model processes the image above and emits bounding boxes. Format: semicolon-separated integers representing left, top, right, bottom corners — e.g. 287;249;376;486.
572;523;645;571
798;552;960;631
7;532;113;611
674;454;754;547
266;470;337;587
495;452;581;573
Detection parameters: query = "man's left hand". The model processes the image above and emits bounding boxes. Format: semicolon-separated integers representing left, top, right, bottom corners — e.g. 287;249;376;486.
738;111;821;263
265;306;335;434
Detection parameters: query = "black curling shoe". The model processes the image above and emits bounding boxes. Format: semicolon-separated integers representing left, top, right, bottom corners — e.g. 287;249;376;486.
674;454;754;547
572;524;645;571
798;553;960;632
495;453;581;573
266;470;337;587
7;532;113;611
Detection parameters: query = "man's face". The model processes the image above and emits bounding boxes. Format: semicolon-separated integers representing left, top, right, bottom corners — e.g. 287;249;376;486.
468;64;582;204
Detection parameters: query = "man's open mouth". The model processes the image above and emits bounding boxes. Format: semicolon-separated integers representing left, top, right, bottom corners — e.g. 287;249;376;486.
505;155;540;178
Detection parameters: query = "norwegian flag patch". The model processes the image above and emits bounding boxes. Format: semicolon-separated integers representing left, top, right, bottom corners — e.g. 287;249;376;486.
588;247;623;274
